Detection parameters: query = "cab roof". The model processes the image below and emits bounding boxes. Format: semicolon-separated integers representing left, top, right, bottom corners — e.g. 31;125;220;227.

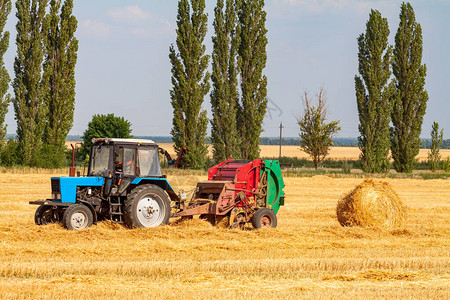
91;138;157;146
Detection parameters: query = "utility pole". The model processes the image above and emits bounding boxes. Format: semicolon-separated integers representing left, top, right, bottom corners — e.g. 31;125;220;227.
279;122;283;161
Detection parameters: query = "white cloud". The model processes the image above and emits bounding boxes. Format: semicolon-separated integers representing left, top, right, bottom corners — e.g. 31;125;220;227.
104;5;175;38
78;20;112;38
131;20;175;38
107;5;151;23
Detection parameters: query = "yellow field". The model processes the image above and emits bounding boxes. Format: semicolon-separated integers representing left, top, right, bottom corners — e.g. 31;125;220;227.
157;143;450;162
0;170;448;298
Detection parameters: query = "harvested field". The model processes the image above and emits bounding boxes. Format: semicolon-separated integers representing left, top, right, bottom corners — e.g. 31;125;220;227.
0;170;449;298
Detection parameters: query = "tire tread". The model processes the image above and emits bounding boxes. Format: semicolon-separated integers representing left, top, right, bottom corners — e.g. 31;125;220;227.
123;184;171;228
62;204;93;230
251;208;277;229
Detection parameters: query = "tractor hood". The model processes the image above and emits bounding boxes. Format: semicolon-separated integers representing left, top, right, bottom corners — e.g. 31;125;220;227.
52;177;104;203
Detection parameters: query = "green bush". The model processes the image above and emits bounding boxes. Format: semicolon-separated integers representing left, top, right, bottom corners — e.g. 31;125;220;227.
33;144;67;168
0;138;20;166
341;161;352;174
0;138;70;169
442;157;450;172
263;156;362;170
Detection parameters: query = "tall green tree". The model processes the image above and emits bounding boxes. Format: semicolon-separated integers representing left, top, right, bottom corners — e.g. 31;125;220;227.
0;0;11;142
237;0;268;160
391;2;428;173
43;0;78;160
12;0;48;165
297;88;341;170
169;0;210;169
355;9;394;173
427;121;443;172
210;0;240;162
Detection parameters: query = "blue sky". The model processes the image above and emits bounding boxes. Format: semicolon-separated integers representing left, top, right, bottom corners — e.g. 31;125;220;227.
3;0;450;138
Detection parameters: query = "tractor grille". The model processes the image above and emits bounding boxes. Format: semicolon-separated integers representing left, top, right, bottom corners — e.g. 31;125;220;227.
51;178;60;193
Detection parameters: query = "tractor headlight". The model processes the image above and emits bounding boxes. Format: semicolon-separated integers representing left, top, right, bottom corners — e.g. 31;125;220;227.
51;194;56;199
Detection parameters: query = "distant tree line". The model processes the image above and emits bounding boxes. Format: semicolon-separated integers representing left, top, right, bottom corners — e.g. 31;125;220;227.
51;134;450;150
0;0;78;168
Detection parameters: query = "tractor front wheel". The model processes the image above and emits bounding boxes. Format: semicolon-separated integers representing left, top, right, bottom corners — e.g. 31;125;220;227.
251;208;277;229
62;204;94;230
124;184;171;228
35;205;60;225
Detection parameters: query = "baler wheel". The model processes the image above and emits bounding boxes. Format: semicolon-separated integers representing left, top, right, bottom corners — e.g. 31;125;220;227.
124;184;171;228
62;204;93;230
230;213;246;229
35;205;60;225
251;208;277;229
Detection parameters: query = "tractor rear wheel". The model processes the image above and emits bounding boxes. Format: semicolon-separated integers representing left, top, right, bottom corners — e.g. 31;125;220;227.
124;184;171;228
62;204;94;230
251;208;277;229
35;205;60;225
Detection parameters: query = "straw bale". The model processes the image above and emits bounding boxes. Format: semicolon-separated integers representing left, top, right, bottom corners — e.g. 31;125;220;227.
336;179;406;228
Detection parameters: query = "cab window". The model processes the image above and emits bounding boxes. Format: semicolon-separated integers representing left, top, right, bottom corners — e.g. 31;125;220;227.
138;148;162;177
123;148;136;176
90;144;111;175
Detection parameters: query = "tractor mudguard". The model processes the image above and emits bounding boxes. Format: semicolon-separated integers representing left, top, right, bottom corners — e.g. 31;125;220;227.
131;178;179;201
77;200;98;224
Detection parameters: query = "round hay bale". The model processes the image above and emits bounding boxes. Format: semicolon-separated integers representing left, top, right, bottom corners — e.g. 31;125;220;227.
336;179;406;228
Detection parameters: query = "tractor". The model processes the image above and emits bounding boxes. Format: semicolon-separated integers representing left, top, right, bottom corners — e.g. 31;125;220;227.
30;138;177;230
30;138;285;230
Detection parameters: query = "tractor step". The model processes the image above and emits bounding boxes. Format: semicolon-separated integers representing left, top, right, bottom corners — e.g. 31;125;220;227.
109;200;124;223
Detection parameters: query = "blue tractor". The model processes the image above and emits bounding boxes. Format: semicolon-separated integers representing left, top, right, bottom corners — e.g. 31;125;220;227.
30;138;178;230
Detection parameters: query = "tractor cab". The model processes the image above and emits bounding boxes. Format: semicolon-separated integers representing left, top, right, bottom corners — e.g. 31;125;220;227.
88;138;163;197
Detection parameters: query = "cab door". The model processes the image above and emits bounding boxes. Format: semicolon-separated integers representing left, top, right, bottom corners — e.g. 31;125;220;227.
115;146;137;194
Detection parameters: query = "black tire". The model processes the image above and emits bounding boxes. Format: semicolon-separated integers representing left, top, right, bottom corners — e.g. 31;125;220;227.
251;208;277;229
34;205;60;225
124;184;171;228
62;204;93;230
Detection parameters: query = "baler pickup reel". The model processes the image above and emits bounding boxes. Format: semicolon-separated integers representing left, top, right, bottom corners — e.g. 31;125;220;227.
172;159;285;229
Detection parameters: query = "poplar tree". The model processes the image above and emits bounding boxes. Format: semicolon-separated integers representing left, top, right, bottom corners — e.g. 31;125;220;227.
355;9;394;173
169;0;210;169
391;2;428;173
13;0;48;165
0;0;11;142
427;121;443;172
210;0;240;162
43;0;78;160
237;0;268;160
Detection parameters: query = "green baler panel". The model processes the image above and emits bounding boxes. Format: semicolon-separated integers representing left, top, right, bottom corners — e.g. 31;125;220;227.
263;160;285;214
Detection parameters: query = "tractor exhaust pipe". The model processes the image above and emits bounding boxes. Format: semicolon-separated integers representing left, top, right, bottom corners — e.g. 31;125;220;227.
69;144;76;177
